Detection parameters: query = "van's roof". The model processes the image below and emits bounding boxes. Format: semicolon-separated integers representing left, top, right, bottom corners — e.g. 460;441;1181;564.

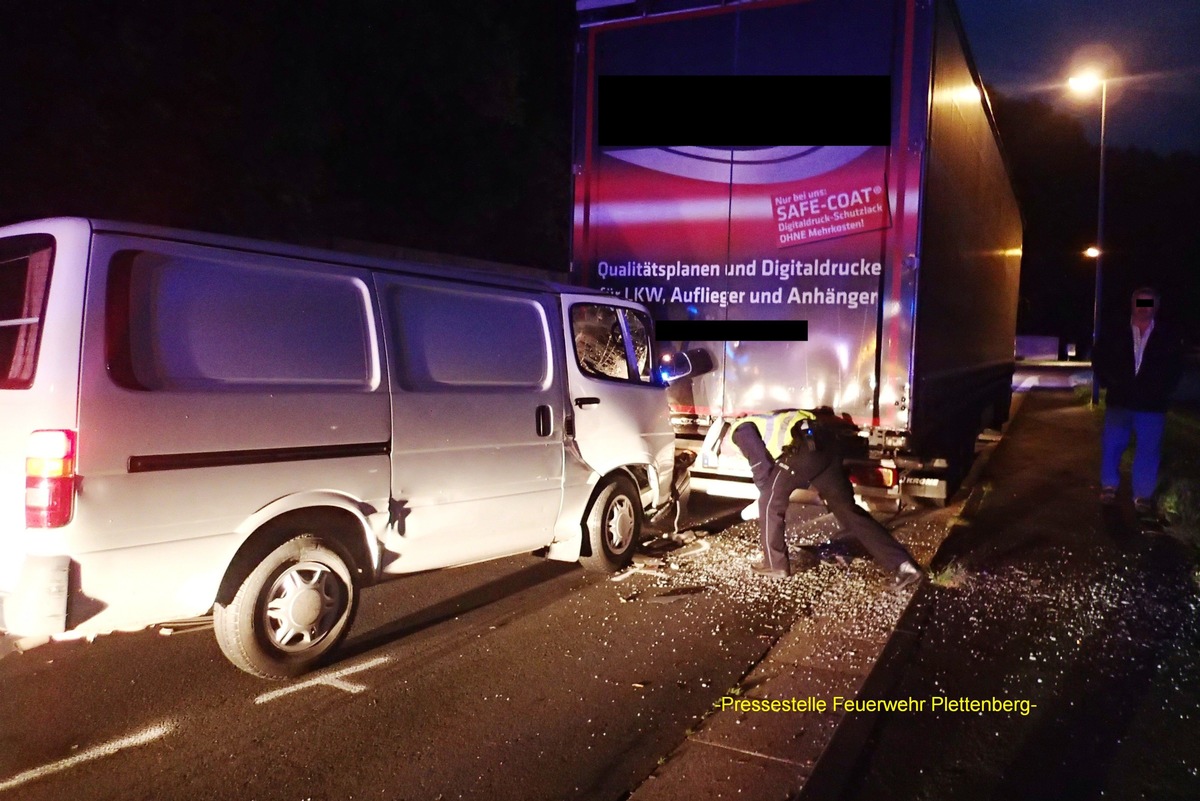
1;216;601;297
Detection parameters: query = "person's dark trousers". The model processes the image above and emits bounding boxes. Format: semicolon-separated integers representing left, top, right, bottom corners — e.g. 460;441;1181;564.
733;422;915;574
807;461;913;573
732;423;798;572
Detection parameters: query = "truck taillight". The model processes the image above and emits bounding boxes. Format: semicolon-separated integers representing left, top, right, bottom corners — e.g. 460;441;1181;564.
848;464;898;489
26;429;76;528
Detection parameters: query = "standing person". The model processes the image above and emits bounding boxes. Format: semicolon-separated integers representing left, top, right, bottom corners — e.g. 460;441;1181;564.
731;409;923;591
1093;286;1184;517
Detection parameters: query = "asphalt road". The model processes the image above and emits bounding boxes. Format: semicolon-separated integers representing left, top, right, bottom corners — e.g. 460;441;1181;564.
0;497;819;801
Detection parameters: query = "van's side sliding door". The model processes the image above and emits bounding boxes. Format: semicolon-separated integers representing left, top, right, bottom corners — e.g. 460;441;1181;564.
375;275;565;571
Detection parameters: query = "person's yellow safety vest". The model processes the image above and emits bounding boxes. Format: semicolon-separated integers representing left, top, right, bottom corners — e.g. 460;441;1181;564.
731;409;816;459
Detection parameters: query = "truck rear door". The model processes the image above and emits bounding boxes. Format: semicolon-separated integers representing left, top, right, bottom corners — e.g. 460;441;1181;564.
571;0;909;429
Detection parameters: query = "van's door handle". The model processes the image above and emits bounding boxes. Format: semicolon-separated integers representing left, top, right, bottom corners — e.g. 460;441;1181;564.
536;404;553;437
574;397;601;409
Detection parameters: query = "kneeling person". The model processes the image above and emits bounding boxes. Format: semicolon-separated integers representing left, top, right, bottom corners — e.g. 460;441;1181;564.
731;410;922;591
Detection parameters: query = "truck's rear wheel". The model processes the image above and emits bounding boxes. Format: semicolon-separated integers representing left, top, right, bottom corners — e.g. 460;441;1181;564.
214;535;358;680
579;475;641;572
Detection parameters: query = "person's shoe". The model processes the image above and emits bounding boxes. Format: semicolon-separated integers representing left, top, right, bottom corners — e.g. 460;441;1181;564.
740;502;760;521
750;560;791;578
888;561;923;592
1099;486;1118;505
1133;497;1157;517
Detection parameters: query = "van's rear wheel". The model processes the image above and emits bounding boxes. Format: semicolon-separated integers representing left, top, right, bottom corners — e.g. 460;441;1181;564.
579;475;641;573
214;535;357;680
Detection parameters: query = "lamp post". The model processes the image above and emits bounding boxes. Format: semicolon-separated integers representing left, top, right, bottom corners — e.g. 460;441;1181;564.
1069;70;1108;407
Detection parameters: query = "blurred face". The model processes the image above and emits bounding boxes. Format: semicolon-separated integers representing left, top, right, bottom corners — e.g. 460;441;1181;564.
1131;292;1157;324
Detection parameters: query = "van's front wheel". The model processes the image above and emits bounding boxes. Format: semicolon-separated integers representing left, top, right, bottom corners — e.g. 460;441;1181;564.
214;535;358;680
579;475;641;572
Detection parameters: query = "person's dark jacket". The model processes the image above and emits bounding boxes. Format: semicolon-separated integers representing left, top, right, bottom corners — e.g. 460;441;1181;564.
1093;319;1184;412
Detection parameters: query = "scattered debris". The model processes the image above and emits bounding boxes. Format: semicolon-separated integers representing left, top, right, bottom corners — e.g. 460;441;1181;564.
929;561;972;589
612;508;925;641
647;586;707;603
669;530;699;545
611;564;671;582
638;537;678;558
154;617;215;636
669;539;711;562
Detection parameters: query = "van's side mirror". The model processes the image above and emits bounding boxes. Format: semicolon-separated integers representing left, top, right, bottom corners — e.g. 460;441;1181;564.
658;352;692;384
656;347;715;384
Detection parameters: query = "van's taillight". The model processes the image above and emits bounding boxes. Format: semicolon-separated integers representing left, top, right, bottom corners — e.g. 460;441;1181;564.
26;429;76;528
848;464;898;489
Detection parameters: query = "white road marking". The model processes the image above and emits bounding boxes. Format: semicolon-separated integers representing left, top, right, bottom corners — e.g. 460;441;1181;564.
0;721;176;793
254;655;390;704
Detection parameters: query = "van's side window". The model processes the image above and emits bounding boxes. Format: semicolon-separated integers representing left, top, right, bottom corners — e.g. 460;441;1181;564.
0;234;55;390
107;251;376;391
387;284;549;389
572;304;656;384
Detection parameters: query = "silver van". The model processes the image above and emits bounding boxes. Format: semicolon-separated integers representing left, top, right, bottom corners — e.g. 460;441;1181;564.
0;217;689;678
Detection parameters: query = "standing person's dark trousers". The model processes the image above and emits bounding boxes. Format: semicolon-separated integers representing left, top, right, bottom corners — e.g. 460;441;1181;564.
732;422;915;580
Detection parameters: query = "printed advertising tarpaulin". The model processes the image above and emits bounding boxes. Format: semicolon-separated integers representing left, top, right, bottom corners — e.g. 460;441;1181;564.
574;0;899;422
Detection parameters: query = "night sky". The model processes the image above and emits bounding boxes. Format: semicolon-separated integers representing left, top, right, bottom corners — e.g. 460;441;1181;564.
957;0;1200;155
0;1;577;270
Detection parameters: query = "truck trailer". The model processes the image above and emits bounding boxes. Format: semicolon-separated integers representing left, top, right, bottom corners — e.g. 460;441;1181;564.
570;0;1023;505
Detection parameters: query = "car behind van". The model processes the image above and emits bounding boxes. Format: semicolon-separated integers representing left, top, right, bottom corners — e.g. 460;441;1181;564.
0;217;690;678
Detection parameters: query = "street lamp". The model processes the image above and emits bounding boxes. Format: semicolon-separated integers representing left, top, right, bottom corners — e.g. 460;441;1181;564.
1069;70;1108;406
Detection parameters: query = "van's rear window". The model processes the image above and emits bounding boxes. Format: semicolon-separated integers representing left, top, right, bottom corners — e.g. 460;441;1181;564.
0;234;55;390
